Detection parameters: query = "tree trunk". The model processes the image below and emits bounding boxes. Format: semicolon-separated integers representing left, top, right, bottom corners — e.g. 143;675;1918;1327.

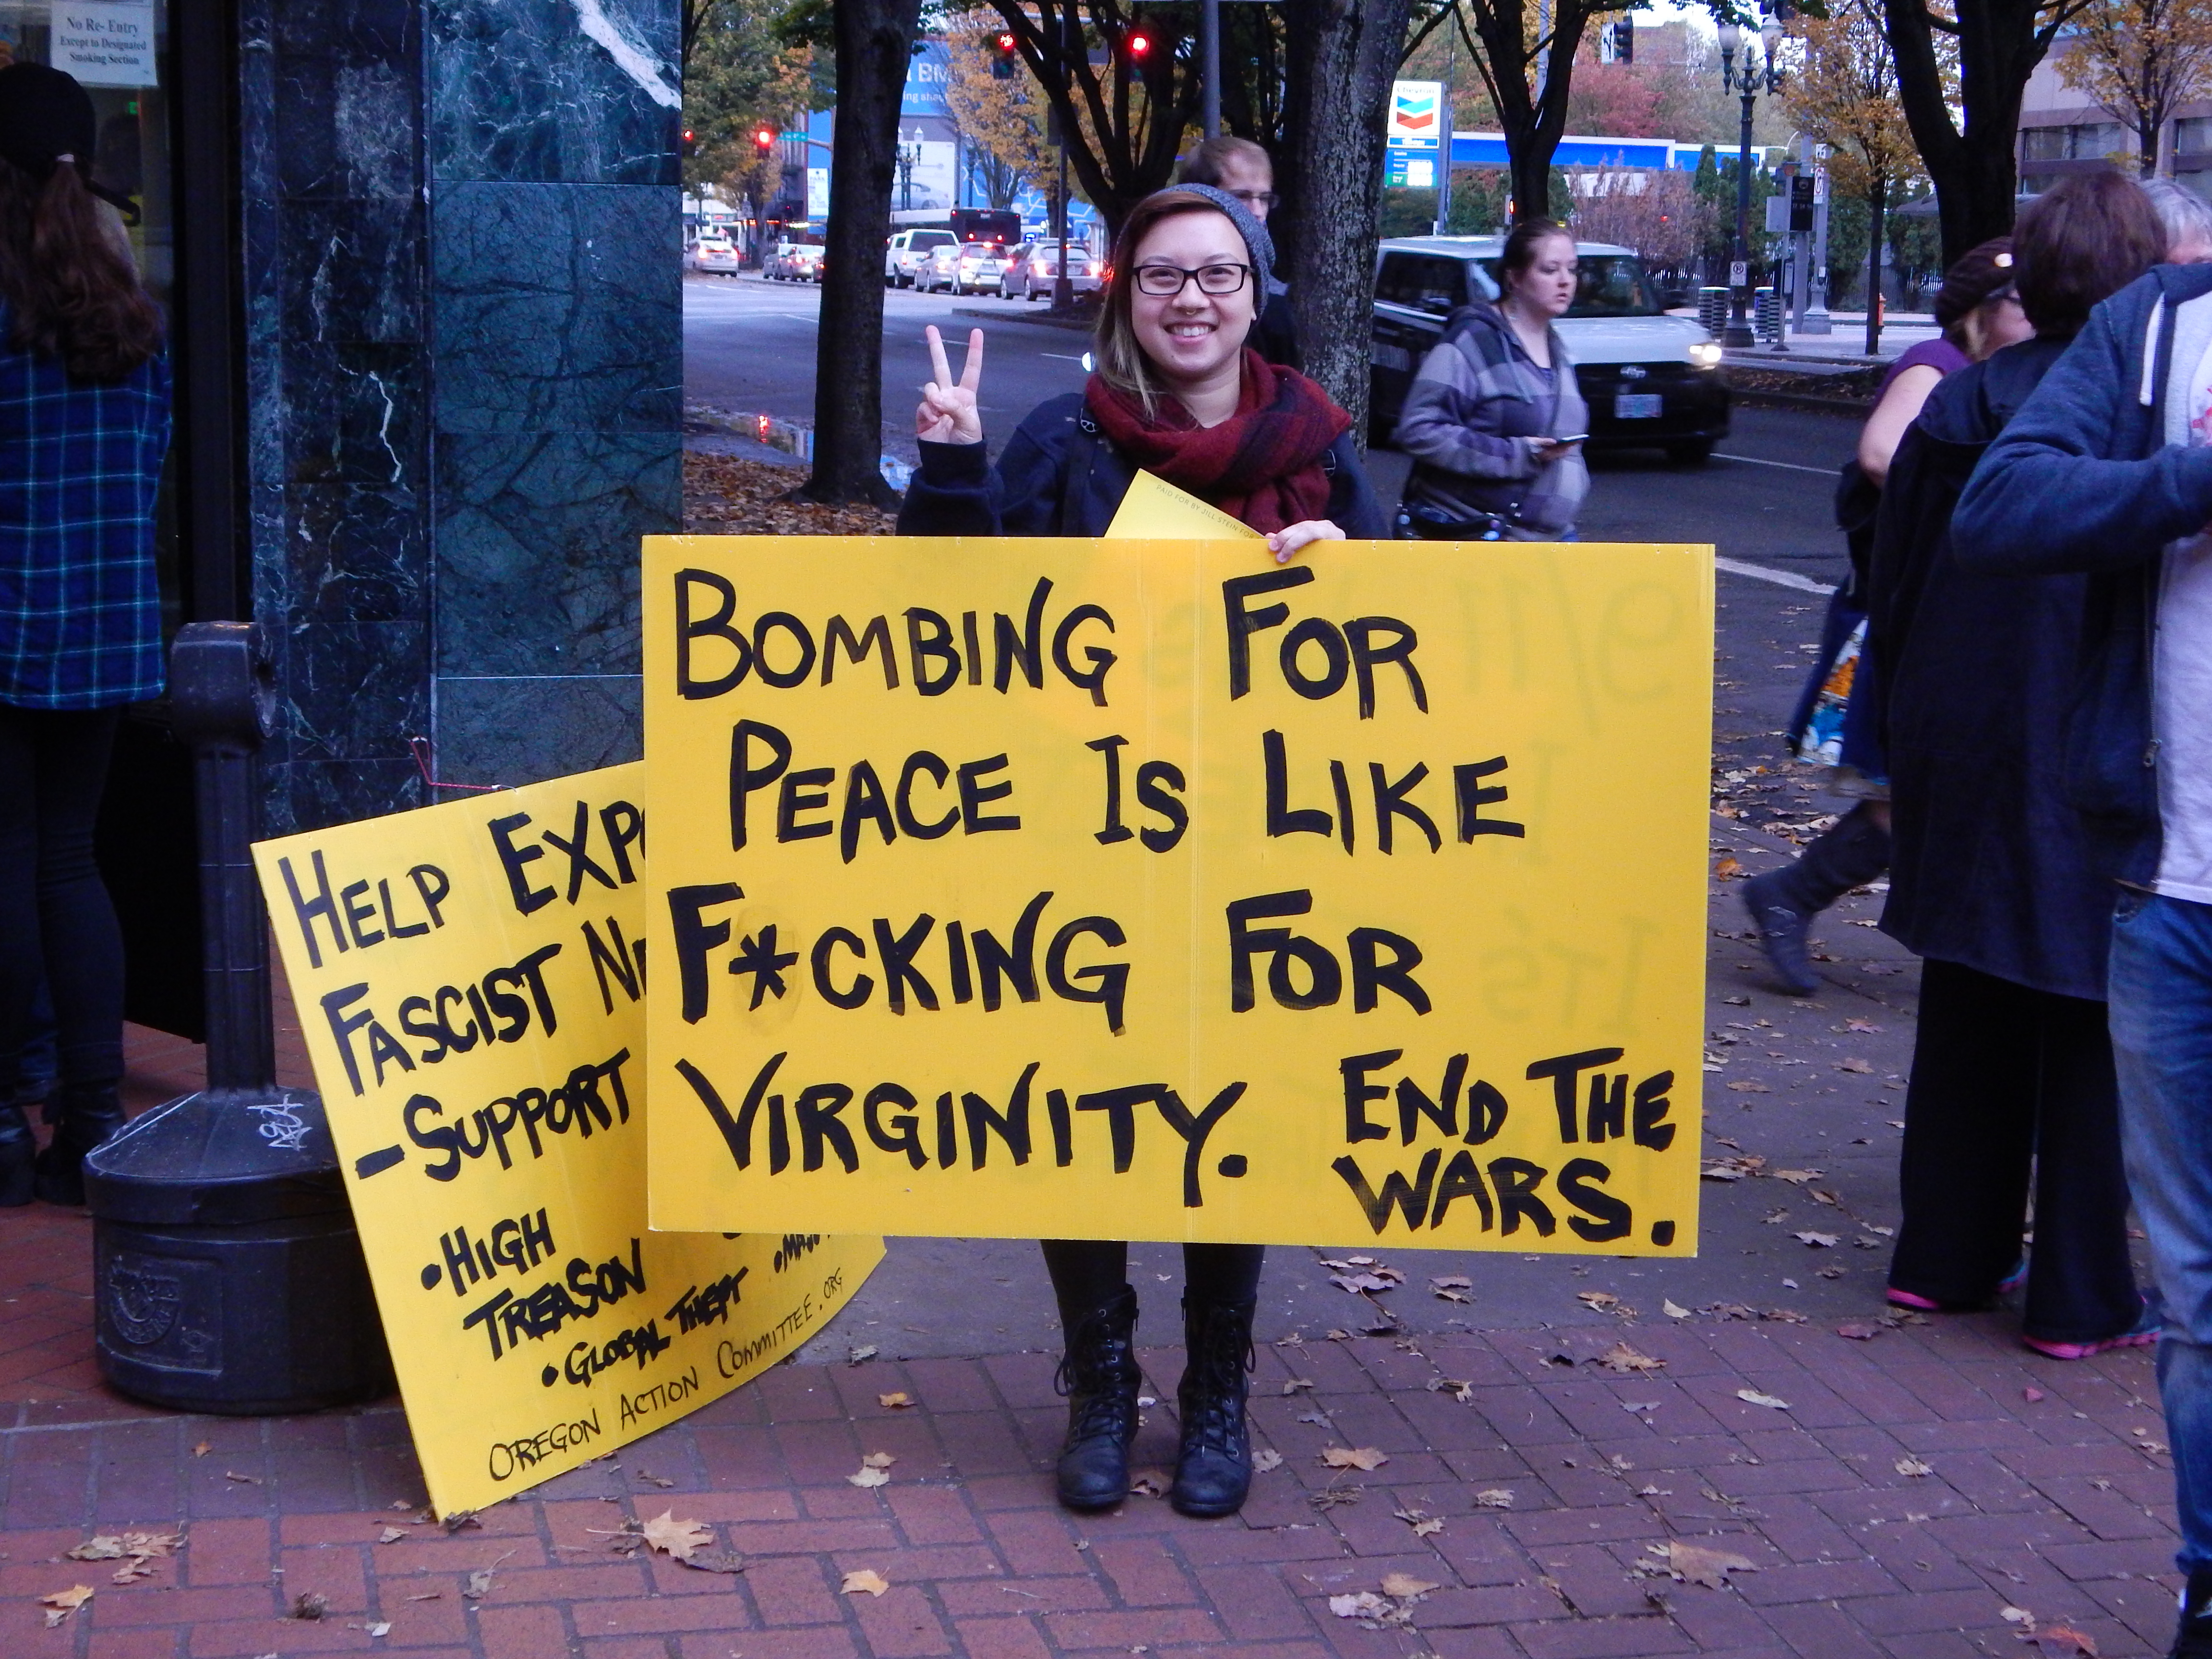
1283;0;1417;448
1884;0;2050;264
799;0;921;508
1864;177;1886;357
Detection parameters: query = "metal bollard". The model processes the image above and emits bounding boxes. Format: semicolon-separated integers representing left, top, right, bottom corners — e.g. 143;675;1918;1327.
83;623;393;1413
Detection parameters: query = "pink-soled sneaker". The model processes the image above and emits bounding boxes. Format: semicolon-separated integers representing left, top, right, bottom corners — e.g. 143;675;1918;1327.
2022;1302;2162;1362
1887;1261;2027;1313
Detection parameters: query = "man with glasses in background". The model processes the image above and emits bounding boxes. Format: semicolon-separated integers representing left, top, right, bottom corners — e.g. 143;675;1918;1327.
1178;136;1300;368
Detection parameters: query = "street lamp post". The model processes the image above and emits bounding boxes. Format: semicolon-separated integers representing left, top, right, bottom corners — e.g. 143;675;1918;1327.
1716;15;1785;349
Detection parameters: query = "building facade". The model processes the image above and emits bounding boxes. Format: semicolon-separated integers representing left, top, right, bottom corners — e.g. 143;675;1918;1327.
2016;39;2212;196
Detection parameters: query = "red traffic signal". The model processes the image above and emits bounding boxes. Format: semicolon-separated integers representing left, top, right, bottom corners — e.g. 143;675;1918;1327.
754;127;775;150
996;31;1016;51
1127;28;1152;57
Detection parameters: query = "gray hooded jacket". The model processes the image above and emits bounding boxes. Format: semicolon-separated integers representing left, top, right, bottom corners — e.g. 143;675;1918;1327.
1394;301;1589;537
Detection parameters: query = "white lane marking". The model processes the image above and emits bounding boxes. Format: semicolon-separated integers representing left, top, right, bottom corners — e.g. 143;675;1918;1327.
1717;556;1837;595
1714;452;1836;475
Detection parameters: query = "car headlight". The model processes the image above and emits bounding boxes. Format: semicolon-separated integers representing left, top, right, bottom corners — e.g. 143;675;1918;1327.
1688;341;1723;369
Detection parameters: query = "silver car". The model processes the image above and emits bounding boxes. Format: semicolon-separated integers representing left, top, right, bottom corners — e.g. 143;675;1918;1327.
950;241;1011;295
1002;240;1103;301
689;233;741;275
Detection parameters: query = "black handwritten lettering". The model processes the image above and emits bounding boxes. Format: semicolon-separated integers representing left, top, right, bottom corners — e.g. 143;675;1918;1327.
1525;1048;1627;1143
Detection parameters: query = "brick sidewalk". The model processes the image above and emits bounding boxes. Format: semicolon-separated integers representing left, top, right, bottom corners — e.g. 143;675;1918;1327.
0;1190;2181;1659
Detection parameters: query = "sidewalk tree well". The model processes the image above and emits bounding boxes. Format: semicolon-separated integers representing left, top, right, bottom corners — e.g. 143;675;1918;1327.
797;0;923;508
2056;0;2212;177
1883;0;2093;262
1786;0;1935;351
1280;0;1419;447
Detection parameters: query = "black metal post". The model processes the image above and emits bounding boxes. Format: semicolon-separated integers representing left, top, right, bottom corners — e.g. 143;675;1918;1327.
170;625;276;1092
83;623;391;1414
1726;86;1757;348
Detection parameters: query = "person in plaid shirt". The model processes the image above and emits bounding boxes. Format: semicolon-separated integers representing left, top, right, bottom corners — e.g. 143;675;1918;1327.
0;63;172;1206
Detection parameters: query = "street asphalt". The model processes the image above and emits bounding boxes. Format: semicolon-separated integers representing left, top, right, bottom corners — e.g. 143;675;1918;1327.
681;271;2142;1367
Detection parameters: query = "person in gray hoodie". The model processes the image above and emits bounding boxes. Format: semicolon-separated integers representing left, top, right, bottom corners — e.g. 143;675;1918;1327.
1392;217;1589;540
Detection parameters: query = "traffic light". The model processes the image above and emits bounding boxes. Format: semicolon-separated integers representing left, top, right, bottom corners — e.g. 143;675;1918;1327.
1126;26;1152;60
993;31;1017;78
1611;18;1633;61
754;127;775;153
681;128;697;157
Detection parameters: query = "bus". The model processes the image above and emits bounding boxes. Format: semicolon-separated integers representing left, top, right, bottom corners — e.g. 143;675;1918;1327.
888;206;1022;247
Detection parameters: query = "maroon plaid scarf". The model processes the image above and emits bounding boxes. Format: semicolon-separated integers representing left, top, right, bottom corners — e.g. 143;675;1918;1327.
1084;350;1351;534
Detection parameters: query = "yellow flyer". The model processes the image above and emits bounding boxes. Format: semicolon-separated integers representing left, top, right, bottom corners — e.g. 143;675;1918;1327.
641;537;1712;1253
253;763;881;1515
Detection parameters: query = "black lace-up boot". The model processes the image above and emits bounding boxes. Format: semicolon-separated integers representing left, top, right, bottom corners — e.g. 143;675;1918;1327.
0;1099;33;1206
1170;1294;1256;1518
1053;1286;1140;1511
1741;802;1890;995
35;1081;124;1206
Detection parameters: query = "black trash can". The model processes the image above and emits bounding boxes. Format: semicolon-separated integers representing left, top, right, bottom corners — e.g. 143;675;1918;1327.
84;1087;393;1414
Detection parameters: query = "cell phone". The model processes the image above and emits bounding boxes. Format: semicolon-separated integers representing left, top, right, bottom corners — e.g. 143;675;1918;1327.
1547;433;1590;445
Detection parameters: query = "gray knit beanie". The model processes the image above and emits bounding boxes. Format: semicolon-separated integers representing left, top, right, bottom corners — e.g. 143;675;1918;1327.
1151;182;1275;297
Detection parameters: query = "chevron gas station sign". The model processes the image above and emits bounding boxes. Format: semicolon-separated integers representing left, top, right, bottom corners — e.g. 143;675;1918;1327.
1389;81;1443;148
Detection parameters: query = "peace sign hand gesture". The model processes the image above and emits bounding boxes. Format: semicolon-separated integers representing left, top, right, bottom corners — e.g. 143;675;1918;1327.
917;325;985;445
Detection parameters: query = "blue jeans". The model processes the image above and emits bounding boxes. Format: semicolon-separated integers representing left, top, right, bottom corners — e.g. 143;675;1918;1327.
2110;890;2212;1573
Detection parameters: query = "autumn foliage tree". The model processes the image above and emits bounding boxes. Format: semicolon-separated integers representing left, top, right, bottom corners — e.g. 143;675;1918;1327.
1786;0;1933;349
1563;168;1713;276
1883;0;2093;261
2057;0;2212;175
945;30;1055;208
1416;0;1638;223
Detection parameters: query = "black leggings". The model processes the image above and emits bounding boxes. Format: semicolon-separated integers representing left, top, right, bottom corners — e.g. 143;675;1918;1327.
1041;1240;1264;1328
1889;958;2140;1344
0;705;125;1096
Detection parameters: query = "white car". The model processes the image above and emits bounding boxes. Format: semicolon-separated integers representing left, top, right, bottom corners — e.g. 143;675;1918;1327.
1002;241;1103;301
1369;234;1730;462
689;233;741;275
767;240;823;282
914;243;961;294
884;228;959;288
950;241;1011;295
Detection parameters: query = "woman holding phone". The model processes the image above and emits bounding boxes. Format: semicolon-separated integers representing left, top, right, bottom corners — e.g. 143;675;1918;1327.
1392;218;1588;541
896;184;1383;1521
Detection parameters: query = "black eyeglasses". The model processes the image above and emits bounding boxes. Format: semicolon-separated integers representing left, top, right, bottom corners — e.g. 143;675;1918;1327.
1225;189;1279;210
1133;262;1252;296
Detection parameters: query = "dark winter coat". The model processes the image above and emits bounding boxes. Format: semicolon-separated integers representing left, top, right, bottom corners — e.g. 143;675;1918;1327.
1953;263;2212;887
1872;335;2112;1001
896;392;1386;540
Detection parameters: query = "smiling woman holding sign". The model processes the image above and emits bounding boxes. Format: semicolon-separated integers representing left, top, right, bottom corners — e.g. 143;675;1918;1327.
897;185;1384;560
895;186;1383;1520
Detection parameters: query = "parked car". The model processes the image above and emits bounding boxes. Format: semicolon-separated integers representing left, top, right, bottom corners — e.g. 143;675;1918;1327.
914;242;960;294
884;228;959;287
1002;240;1104;301
1368;235;1729;462
950;240;1012;294
766;239;823;282
689;232;741;276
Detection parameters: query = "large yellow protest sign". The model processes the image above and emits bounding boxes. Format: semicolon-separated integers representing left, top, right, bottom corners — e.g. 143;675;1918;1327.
253;765;880;1516
643;535;1711;1252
